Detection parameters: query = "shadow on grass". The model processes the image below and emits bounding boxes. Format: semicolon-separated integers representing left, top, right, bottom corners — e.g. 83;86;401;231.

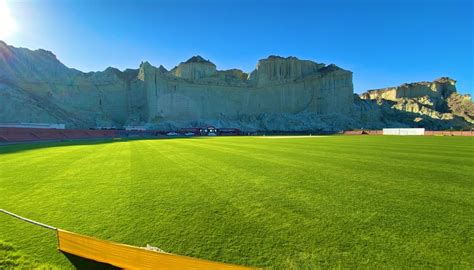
0;139;122;155
0;136;209;155
63;253;119;270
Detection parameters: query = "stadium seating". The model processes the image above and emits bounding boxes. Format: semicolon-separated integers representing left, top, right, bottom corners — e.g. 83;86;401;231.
343;130;369;135
0;128;38;142
0;128;119;143
1;128;472;143
343;130;474;136
0;135;8;142
31;128;67;140
366;130;383;135
424;130;474;136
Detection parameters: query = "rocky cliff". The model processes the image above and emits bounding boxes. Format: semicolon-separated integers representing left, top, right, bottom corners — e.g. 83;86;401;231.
358;78;474;129
0;41;472;131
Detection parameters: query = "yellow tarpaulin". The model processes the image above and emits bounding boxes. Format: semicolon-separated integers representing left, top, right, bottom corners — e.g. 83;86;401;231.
57;229;256;270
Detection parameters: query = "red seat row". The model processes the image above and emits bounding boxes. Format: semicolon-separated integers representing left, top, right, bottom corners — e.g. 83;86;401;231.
342;130;473;136
0;128;119;143
424;131;474;136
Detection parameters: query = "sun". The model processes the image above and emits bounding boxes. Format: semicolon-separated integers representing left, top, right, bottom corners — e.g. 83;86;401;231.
0;0;18;39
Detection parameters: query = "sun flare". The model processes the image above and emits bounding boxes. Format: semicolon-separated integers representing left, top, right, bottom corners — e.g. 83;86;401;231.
0;0;18;39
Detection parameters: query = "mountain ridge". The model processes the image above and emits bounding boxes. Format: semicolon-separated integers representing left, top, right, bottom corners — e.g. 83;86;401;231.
0;41;472;131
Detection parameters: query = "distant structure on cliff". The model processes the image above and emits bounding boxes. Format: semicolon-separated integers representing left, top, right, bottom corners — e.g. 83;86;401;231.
0;41;472;131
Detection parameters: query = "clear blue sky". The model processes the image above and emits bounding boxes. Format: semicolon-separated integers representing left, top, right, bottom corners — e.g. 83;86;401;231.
3;0;473;94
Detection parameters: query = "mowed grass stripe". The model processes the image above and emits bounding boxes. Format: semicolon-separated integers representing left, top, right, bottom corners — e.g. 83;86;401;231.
204;137;473;185
188;137;472;190
1;142;134;260
216;136;473;160
131;139;286;264
210;136;473;166
139;139;331;266
0;141;131;268
0;136;473;269
134;138;474;266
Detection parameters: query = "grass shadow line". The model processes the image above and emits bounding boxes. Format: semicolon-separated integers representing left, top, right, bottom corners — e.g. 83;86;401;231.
62;252;119;270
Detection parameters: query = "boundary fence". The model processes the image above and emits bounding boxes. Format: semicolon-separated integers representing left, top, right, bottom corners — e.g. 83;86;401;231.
342;130;474;136
1;209;256;270
1;127;473;143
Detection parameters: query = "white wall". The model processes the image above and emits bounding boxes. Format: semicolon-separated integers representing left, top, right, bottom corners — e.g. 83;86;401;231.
125;126;146;131
0;123;66;129
383;128;425;135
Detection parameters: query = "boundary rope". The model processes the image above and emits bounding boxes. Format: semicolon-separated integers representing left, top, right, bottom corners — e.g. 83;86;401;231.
0;208;57;230
0;208;256;269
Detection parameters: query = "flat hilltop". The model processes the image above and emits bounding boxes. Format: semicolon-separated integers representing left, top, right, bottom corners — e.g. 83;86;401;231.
1;136;473;268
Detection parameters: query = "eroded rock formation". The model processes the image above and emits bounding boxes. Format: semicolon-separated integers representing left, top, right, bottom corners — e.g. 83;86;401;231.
0;41;355;130
358;78;474;129
0;41;472;131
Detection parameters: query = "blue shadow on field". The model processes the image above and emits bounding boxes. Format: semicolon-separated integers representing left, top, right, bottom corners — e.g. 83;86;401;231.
63;253;119;270
0;139;122;155
0;136;209;155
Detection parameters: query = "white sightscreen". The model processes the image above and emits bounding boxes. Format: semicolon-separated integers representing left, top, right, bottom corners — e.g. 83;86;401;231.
383;128;425;135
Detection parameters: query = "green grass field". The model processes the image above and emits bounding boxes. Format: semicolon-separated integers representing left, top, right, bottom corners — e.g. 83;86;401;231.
1;136;473;269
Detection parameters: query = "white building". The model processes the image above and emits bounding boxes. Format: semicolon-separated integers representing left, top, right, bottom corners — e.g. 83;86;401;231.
0;122;66;129
124;126;147;131
383;128;425;136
